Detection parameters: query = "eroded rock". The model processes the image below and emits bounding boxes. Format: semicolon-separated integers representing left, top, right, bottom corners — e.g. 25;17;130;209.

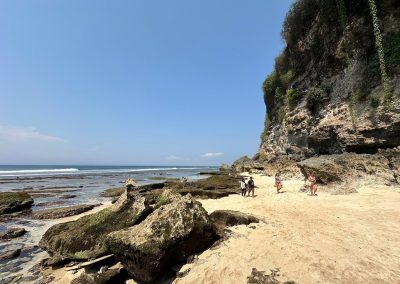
106;190;218;283
39;189;152;260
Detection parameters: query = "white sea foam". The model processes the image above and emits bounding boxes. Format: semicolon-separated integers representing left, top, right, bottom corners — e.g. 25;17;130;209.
0;168;79;174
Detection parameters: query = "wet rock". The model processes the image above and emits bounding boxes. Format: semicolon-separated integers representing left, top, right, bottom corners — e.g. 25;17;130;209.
106;190;218;283
59;194;77;199
31;204;99;219
0;228;27;240
36;201;67;207
209;210;259;227
39;189;152;260
0;192;34;215
0;248;21;260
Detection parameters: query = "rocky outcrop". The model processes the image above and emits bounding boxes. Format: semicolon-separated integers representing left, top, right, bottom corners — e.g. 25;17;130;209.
0;228;27;240
297;152;398;185
39;189;152;260
31;204;99;220
209;210;259;227
106;190;218;283
0;192;33;214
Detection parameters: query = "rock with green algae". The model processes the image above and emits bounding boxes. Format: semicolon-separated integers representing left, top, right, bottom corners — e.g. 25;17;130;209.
0;192;33;215
106;190;218;283
39;188;152;261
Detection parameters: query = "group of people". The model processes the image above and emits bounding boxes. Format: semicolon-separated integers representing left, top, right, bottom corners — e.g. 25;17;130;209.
240;177;255;197
240;173;318;196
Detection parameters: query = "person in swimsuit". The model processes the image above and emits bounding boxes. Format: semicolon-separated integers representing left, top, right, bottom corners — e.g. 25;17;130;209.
274;173;283;193
308;174;318;196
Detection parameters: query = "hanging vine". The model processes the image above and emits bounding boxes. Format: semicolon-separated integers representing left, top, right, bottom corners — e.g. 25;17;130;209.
368;0;391;102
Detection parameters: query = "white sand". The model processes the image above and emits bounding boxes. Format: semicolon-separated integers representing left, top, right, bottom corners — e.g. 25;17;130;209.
174;174;400;284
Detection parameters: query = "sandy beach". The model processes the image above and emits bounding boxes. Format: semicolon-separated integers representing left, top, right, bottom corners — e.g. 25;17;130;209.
174;174;400;284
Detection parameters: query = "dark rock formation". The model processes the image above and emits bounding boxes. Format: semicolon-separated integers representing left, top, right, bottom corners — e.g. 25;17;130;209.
0;248;21;260
59;194;77;199
209;210;259;227
106;190;218;283
31;204;99;220
39;190;152;260
36;201;67;207
0;228;27;240
247;268;296;284
0;192;34;215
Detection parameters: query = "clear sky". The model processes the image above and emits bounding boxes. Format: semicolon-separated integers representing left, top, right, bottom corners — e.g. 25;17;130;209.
0;0;292;166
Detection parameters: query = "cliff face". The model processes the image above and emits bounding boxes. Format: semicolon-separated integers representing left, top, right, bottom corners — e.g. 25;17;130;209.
256;0;400;163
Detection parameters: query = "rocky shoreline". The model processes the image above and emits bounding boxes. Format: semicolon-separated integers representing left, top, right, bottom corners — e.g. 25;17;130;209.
0;172;246;283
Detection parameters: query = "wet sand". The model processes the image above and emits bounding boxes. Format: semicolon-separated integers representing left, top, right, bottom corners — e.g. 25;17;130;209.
174;174;400;284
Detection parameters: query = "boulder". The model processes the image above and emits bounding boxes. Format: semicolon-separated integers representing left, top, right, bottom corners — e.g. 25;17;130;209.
31;204;99;219
0;192;33;215
39;189;152;260
106;190;218;283
0;228;27;240
209;210;259;227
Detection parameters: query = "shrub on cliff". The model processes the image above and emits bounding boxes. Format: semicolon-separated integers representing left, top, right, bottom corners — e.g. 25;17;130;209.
285;88;302;109
306;87;327;111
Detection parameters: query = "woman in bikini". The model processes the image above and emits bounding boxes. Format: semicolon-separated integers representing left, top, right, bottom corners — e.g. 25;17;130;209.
308;174;318;196
274;172;283;193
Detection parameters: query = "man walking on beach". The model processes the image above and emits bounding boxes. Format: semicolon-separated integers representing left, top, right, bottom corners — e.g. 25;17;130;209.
247;177;255;197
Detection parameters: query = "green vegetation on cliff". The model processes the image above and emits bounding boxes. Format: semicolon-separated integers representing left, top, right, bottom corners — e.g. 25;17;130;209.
261;0;400;132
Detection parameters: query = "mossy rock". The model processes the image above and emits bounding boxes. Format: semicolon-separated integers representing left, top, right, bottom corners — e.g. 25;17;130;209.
39;191;152;260
0;192;34;214
100;187;125;198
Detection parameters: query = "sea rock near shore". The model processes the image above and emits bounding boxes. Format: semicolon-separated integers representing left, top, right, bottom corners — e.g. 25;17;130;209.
0;192;34;215
0;228;27;240
39;189;152;260
32;204;98;220
106;190;218;283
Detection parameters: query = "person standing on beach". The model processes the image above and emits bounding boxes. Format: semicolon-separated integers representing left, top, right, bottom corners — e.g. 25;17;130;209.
240;178;247;197
308;174;318;196
247;177;255;197
275;173;283;193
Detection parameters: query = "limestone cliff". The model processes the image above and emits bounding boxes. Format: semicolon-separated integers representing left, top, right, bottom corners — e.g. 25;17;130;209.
256;0;400;163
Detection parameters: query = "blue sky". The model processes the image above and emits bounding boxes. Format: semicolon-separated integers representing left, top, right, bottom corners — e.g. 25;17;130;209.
0;0;292;166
